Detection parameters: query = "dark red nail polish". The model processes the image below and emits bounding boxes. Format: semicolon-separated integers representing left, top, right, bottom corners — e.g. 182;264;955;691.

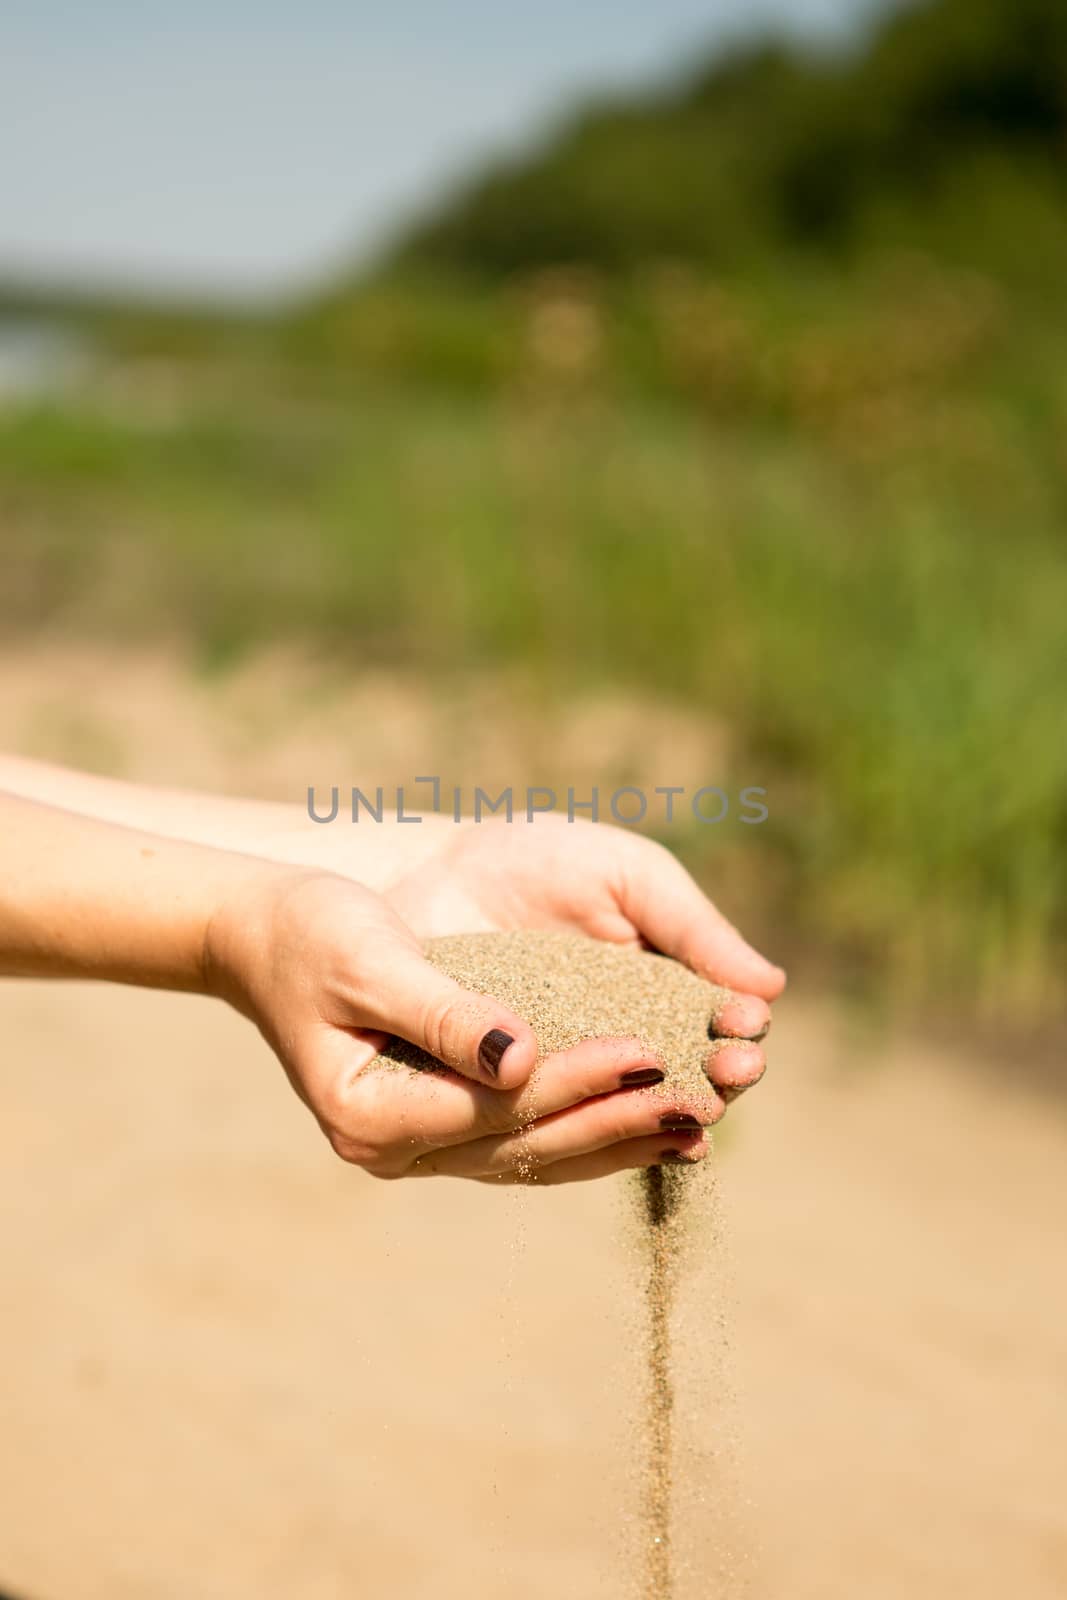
619;1067;665;1087
658;1112;702;1130
659;1149;693;1164
719;1084;745;1103
478;1028;514;1078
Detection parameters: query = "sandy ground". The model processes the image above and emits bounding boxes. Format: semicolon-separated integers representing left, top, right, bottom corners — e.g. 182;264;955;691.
1;647;1065;1598
1;980;1063;1600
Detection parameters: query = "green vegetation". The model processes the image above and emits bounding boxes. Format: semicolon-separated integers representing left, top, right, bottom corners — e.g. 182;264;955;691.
1;0;1064;1016
390;0;1067;281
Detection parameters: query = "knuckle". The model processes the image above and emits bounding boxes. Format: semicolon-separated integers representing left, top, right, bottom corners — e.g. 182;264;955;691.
320;1101;386;1170
323;1127;367;1165
625;831;673;876
324;1127;407;1178
363;1157;407;1182
602;1109;640;1145
418;990;467;1067
318;1079;356;1131
318;1071;424;1178
481;1095;521;1135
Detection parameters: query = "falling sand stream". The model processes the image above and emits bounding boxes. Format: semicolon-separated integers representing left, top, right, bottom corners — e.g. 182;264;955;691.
377;930;745;1600
642;1163;680;1597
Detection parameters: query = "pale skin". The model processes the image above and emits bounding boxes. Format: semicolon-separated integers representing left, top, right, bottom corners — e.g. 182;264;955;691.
0;758;785;1185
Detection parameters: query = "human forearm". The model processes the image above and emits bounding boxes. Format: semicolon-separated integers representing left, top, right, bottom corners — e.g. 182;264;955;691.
0;791;280;991
0;755;446;891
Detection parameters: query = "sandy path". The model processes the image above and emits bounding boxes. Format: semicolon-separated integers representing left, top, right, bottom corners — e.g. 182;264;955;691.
1;978;1063;1600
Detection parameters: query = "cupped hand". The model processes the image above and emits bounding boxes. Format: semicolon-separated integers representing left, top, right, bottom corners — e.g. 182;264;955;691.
204;867;726;1184
384;814;784;1104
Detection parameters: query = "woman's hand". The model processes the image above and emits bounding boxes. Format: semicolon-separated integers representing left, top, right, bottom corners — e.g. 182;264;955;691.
0;762;782;1155
384;814;783;1104
205;868;730;1184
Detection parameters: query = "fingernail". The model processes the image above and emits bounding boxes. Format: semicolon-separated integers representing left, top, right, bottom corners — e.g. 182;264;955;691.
719;1084;745;1103
478;1028;514;1079
658;1112;702;1130
619;1066;665;1087
659;1149;695;1164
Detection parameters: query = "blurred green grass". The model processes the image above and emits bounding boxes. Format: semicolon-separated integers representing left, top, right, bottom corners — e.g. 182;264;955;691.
2;252;1064;1017
1;0;1065;1019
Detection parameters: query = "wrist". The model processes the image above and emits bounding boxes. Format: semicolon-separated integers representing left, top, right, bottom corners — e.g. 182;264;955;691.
201;860;328;1018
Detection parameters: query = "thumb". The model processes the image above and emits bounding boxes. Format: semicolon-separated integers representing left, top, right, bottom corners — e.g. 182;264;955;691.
363;945;539;1090
622;840;786;1000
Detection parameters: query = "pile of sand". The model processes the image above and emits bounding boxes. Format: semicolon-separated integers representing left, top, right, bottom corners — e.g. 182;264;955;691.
377;929;737;1092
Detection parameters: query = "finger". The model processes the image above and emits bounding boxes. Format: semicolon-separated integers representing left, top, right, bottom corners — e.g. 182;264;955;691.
620;840;785;999
270;1019;390;1118
338;1027;391;1074
709;992;771;1040
475;1131;708;1186
347;1036;668;1154
411;1077;723;1179
704;1037;766;1094
359;946;540;1089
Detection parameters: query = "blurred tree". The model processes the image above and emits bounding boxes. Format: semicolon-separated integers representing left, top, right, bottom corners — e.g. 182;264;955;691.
388;0;1067;276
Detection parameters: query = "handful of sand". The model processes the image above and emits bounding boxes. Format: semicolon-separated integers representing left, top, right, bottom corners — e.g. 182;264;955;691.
377;930;737;1089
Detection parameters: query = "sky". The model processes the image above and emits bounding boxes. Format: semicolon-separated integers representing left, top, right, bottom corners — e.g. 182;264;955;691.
1;1;889;301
